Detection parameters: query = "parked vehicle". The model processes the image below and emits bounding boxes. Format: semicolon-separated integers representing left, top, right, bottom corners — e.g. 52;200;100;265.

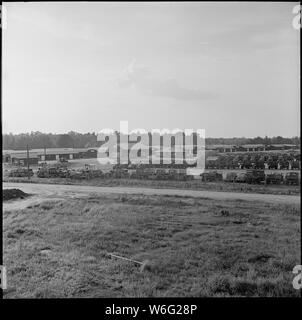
224;172;237;182
235;172;247;183
245;169;265;184
9;168;34;177
57;168;70;178
201;171;223;182
69;169;87;180
37;166;60;178
284;172;299;185
265;173;283;184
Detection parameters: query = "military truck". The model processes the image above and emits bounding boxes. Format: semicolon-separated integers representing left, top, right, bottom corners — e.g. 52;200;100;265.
57;168;71;178
37;166;60;178
9;168;34;177
235;172;247;183
224;172;237;182
265;172;283;185
201;171;223;182
245;169;265;184
284;172;299;185
69;169;87;180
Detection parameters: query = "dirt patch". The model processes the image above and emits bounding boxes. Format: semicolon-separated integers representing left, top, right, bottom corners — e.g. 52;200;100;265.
3;189;30;201
248;254;274;263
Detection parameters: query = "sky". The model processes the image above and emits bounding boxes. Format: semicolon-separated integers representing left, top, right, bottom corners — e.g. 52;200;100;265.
2;2;300;137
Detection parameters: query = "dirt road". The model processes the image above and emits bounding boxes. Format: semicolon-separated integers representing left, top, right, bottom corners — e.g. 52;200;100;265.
3;182;300;211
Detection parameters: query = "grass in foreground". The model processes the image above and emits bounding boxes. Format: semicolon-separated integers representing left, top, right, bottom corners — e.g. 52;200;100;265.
3;194;301;298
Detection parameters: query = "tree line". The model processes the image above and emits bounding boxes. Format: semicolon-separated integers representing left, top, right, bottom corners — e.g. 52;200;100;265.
2;132;300;150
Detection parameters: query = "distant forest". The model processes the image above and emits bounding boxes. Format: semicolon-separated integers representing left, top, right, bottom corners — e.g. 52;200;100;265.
2;132;300;150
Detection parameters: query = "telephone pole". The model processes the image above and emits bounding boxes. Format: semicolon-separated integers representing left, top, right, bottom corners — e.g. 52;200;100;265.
27;144;30;180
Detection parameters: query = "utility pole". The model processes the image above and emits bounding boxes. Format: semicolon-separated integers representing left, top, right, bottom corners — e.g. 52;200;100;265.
44;145;47;162
26;144;30;180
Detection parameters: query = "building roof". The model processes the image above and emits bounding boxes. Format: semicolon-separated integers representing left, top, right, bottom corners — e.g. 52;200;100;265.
11;152;38;159
206;156;219;161
269;144;297;147
208;145;236;149
241;144;265;148
3;147;99;156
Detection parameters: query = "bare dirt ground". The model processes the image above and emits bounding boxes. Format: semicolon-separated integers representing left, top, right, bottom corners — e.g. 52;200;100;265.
3;182;300;212
3;175;300;196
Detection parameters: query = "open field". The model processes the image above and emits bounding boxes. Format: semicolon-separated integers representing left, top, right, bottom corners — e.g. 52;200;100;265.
3;175;300;196
3;191;301;298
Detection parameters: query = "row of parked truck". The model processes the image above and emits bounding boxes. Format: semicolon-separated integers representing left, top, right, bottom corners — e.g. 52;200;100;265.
6;165;300;185
36;164;103;180
201;170;299;185
7;167;34;177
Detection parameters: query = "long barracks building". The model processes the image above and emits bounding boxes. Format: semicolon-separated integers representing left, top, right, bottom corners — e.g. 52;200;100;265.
2;148;98;166
2;144;299;166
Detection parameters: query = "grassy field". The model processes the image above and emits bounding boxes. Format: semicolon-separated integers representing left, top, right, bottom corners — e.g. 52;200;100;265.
3;193;301;298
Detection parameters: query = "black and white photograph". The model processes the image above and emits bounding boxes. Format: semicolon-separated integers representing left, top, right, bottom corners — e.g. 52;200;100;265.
1;1;301;306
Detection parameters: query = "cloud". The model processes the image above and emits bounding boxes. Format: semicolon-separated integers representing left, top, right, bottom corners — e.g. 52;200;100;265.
117;60;218;101
7;4;105;46
202;21;298;57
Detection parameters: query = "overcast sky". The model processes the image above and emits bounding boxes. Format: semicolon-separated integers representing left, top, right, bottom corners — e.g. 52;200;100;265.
2;2;300;137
